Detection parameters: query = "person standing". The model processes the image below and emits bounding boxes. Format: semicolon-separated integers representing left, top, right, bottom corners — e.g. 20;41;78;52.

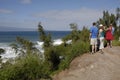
98;24;105;54
89;22;98;54
110;24;114;47
105;24;114;48
110;24;115;35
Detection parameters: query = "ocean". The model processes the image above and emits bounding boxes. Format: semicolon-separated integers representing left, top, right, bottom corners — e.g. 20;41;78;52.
0;31;71;46
0;31;71;62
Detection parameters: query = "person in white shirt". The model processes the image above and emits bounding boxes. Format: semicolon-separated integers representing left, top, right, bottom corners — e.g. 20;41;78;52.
98;24;105;54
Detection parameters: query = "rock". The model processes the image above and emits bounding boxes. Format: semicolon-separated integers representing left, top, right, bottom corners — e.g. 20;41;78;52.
53;46;120;80
0;48;5;54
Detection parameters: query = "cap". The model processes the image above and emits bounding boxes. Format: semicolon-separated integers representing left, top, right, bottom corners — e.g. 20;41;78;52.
99;24;103;27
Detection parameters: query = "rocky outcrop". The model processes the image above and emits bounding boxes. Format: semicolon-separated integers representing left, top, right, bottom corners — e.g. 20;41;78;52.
53;46;120;80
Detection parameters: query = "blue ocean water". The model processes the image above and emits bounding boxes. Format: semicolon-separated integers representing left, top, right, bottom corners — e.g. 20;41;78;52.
0;31;71;61
0;31;71;43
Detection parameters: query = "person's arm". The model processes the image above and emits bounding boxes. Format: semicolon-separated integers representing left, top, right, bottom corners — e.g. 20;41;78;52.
98;30;100;38
98;29;102;38
89;28;92;39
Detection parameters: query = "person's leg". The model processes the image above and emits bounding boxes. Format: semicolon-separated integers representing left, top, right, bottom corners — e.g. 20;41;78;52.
106;40;110;48
94;45;97;53
108;40;111;48
94;38;98;53
92;45;94;53
110;40;112;48
99;38;102;50
99;37;104;53
100;38;104;48
90;38;94;54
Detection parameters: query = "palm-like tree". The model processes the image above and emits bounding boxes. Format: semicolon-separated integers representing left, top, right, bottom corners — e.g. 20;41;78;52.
116;8;120;35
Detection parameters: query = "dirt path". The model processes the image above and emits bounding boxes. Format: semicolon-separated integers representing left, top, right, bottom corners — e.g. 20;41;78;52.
53;46;120;80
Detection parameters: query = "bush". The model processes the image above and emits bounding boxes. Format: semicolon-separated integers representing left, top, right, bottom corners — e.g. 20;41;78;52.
0;23;91;79
58;41;90;70
44;47;61;71
43;40;90;71
112;40;120;46
0;53;51;80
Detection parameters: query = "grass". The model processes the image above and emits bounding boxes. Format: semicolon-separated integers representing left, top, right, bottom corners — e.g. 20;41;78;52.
112;40;120;46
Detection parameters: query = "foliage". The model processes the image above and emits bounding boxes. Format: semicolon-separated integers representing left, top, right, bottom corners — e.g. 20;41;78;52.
38;22;46;41
38;22;52;48
0;54;52;80
44;44;71;71
44;33;52;48
78;27;89;42
69;23;80;42
58;41;90;70
42;23;90;72
44;47;60;71
63;25;89;43
10;43;19;53
1;8;120;79
97;11;116;27
10;37;39;57
112;40;120;46
97;8;120;39
16;37;35;53
69;23;78;30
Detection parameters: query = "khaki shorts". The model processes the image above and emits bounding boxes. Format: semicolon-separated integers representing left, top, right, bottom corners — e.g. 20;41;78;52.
90;38;97;45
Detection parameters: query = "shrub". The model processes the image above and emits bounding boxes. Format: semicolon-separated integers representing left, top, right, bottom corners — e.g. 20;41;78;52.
112;40;120;46
58;41;90;70
0;53;51;80
44;47;61;71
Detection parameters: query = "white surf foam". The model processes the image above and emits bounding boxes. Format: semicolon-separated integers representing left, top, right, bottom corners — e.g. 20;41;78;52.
0;39;72;63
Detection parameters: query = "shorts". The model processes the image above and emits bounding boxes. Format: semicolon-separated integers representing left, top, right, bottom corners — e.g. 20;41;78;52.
90;38;97;46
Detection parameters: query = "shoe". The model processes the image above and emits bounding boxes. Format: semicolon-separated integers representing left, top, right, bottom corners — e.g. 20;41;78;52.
91;52;94;54
91;51;94;54
99;49;104;54
100;50;104;54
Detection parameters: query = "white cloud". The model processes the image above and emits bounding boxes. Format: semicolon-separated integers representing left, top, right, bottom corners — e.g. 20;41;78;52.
20;0;31;4
32;8;103;30
0;8;110;31
0;9;13;14
35;8;101;21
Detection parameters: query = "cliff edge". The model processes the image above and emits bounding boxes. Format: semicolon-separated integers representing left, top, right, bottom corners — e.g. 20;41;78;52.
53;46;120;80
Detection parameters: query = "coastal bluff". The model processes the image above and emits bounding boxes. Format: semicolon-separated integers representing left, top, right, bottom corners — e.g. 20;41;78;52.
53;46;120;80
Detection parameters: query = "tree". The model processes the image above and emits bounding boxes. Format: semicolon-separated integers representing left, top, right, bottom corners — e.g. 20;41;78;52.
96;9;120;39
79;26;89;42
116;8;120;23
38;22;52;48
70;23;78;30
69;23;79;42
38;22;46;41
97;11;116;27
10;36;39;57
116;8;120;36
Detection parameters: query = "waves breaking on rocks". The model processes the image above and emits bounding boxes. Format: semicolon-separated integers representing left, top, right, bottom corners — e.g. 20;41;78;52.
0;39;72;63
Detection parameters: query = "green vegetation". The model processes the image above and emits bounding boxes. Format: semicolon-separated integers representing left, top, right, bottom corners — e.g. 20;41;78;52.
112;40;120;46
96;7;120;40
0;23;90;80
38;22;52;48
58;41;90;71
0;8;120;80
0;54;51;80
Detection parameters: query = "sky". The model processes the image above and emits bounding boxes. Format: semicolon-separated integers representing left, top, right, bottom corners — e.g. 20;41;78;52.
0;0;120;31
